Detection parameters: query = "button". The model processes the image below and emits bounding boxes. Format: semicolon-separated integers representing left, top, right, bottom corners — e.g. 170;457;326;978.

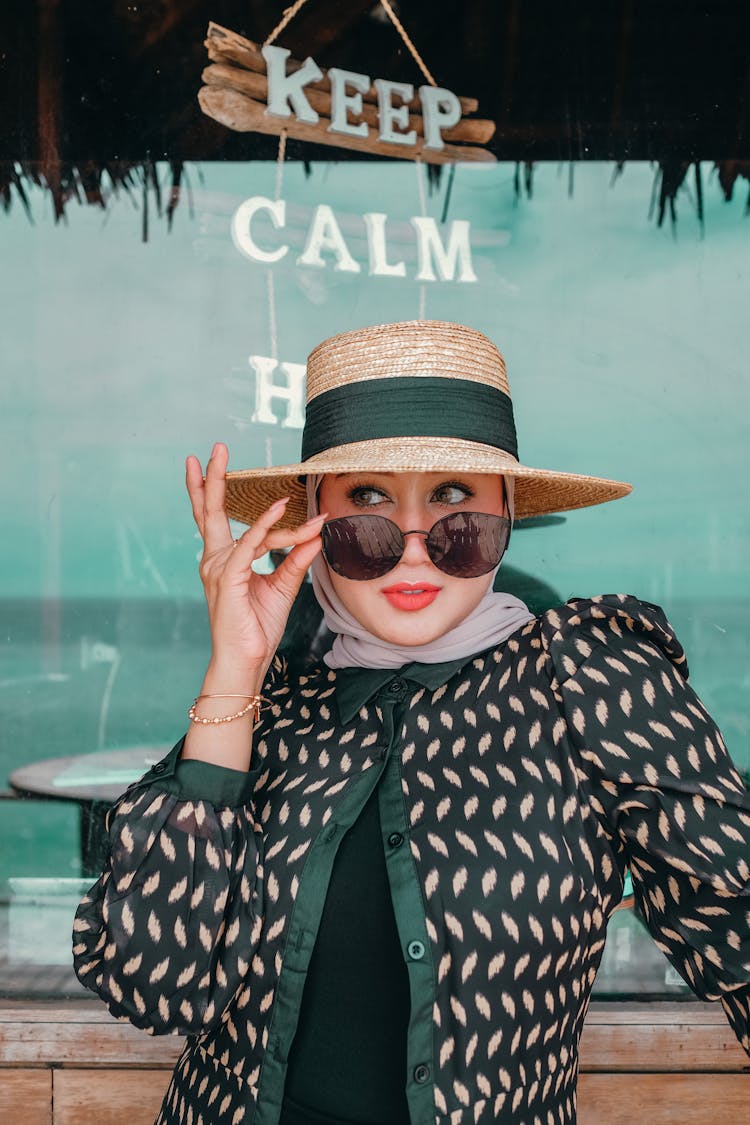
152;762;167;775
413;1064;430;1084
407;939;425;960
388;679;405;694
387;832;404;848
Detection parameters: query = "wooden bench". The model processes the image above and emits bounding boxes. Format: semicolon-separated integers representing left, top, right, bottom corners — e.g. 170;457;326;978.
1;1000;748;1123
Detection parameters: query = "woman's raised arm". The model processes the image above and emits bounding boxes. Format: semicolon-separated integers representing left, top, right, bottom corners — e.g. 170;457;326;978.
182;441;325;771
72;444;325;1033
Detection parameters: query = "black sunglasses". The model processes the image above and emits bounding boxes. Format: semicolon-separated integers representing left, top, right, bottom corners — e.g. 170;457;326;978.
320;511;511;581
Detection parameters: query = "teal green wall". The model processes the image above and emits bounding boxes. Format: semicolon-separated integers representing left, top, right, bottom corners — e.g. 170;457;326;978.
1;161;749;776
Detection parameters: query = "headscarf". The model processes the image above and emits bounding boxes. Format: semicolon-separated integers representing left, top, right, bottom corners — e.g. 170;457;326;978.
305;475;534;670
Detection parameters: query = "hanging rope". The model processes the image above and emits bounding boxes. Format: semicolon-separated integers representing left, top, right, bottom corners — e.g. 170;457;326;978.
266;130;287;361
267;268;279;361
378;0;437;87
260;0;442;326
264;0;312;47
416;158;428;320
266;0;437;87
274;130;288;200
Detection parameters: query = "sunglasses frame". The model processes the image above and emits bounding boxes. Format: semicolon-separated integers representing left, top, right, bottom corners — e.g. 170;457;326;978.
320;511;511;581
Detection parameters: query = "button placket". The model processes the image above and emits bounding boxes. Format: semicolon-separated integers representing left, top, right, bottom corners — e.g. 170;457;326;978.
376;691;399;762
376;697;436;1123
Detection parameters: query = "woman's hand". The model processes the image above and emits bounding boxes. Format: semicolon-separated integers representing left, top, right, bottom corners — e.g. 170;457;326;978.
186;442;325;692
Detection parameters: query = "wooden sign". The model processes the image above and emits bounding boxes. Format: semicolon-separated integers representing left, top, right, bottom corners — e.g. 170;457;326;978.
199;23;496;165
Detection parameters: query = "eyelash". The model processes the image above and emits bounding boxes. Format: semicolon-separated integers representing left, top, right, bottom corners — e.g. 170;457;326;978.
346;480;475;506
347;482;390;506
434;480;475;503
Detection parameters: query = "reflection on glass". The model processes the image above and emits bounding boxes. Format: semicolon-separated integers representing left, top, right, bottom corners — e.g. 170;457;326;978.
1;162;748;999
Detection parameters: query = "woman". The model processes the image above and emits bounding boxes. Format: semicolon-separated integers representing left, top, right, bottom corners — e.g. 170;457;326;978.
74;321;750;1125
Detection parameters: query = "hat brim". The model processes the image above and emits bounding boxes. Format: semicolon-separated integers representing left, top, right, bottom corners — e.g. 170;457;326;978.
224;437;631;528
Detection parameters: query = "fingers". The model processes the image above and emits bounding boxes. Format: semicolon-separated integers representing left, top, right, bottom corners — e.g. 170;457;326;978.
185;455;206;536
252;515;328;554
202;443;233;551
265;529;325;603
186;443;241;553
233;508;328;561
230;508;327;598
230;496;294;564
186;442;326;574
186;444;229;544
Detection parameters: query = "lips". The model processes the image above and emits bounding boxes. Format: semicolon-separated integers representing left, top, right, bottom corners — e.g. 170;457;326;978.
381;582;441;612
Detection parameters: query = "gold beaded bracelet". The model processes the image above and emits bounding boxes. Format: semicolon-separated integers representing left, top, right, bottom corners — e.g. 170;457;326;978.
188;694;265;726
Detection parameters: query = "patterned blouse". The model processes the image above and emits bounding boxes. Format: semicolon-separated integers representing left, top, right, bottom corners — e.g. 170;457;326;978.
73;595;750;1125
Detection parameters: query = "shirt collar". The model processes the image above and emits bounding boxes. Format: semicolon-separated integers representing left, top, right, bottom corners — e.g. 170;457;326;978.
335;655;472;724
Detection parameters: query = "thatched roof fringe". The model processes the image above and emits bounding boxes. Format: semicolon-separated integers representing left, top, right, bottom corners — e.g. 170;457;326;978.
716;162;750;212
1;159;748;238
0;160;185;235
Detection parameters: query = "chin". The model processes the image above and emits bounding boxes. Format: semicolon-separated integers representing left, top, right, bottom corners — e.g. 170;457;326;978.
370;618;455;648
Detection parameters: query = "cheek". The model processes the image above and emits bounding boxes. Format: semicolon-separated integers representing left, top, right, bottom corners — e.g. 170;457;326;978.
326;568;378;619
450;573;495;614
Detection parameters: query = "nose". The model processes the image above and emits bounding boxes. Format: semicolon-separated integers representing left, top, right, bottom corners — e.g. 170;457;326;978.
398;525;433;567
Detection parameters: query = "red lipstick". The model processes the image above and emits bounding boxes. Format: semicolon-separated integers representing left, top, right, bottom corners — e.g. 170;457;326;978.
381;582;441;612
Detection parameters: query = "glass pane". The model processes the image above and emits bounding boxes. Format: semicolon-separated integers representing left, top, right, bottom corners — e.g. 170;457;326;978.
1;160;748;1000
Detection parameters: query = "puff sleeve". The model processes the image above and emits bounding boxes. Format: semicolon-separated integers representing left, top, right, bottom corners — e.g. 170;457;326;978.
543;594;750;1056
72;746;265;1037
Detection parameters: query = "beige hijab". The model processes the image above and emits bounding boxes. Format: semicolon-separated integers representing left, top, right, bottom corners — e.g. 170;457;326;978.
305;475;534;670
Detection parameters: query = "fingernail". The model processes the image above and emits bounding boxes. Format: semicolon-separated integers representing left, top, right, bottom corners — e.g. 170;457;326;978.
304;513;326;525
210;442;218;457
270;496;290;509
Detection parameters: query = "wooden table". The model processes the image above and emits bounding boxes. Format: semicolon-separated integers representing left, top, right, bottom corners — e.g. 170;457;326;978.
9;748;170;876
0;1000;748;1124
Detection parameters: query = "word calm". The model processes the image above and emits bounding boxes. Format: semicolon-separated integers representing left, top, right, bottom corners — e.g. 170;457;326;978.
231;196;477;284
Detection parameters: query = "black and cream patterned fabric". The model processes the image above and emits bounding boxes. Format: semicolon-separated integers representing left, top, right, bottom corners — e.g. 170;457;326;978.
73;595;750;1124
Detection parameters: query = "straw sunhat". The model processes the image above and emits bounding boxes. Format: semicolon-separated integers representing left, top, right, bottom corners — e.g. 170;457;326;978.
225;320;631;527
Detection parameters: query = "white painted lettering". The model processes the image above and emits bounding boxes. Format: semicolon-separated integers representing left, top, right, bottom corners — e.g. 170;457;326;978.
231;197;478;284
262;45;322;125
328;67;370;139
419;85;462;150
411;217;478;283
363;213;406;277
297;204;360;272
375;79;416;145
231;196;288;263
249;355;306;429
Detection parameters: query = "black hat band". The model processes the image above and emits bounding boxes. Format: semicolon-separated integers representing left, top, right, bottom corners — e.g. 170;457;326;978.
301;377;519;462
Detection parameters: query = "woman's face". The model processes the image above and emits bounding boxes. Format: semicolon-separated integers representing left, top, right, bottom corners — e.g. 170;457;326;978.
317;471;507;646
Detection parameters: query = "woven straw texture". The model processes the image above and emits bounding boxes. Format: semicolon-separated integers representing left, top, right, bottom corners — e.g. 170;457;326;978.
224;321;632;527
306;320;510;398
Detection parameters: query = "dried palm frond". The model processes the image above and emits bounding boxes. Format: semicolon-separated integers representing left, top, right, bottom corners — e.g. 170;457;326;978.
1;157;748;238
0;159;186;241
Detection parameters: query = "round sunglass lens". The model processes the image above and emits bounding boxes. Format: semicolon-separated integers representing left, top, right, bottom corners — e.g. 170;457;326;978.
321;516;404;580
428;513;509;577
